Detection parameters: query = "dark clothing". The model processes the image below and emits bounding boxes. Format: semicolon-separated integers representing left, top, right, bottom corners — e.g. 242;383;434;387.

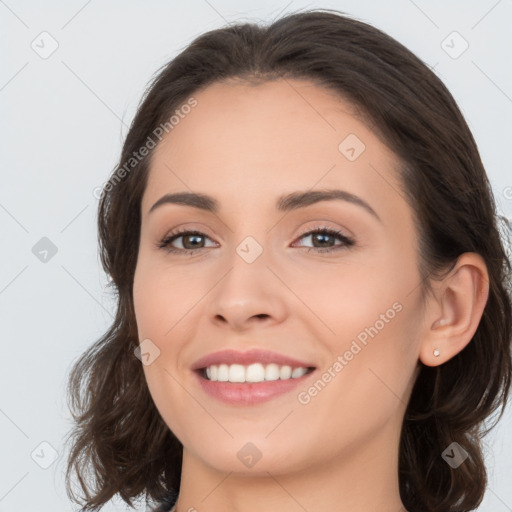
148;490;178;512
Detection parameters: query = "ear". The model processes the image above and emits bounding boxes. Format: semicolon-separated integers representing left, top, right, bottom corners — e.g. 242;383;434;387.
418;252;490;367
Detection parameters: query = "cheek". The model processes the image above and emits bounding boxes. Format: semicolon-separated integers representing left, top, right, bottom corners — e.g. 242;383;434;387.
286;259;406;346
297;254;419;413
133;258;188;340
133;261;201;441
289;305;417;454
142;363;196;449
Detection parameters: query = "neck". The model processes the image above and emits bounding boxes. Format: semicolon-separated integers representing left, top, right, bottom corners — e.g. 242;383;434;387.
174;414;408;512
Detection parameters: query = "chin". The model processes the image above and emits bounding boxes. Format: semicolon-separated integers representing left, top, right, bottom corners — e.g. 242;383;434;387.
182;433;311;477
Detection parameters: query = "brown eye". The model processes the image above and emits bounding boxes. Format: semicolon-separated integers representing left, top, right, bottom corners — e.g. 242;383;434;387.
293;227;355;253
157;230;216;254
156;227;355;256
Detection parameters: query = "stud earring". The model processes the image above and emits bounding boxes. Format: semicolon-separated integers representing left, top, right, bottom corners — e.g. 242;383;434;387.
433;349;440;357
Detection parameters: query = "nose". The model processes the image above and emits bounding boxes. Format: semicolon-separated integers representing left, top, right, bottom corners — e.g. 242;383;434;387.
207;252;288;332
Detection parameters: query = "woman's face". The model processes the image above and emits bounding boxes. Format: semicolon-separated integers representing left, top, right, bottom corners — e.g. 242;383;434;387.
133;78;425;475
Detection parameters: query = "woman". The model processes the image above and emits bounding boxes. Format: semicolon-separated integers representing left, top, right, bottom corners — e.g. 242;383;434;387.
65;8;512;512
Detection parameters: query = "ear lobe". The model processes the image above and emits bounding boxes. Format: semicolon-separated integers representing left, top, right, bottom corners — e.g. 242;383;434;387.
418;252;489;367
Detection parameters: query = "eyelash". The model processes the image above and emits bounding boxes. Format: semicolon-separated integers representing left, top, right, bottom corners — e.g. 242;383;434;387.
156;226;355;256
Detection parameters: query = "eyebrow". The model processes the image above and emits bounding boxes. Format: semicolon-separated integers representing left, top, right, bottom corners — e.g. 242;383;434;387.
148;189;381;222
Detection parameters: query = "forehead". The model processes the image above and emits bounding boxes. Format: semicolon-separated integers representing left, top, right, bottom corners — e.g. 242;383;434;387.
142;78;403;218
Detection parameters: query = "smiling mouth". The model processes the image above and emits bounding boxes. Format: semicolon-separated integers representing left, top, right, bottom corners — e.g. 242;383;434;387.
198;363;316;383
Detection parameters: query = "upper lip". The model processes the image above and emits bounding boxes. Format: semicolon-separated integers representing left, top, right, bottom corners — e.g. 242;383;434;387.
191;349;316;370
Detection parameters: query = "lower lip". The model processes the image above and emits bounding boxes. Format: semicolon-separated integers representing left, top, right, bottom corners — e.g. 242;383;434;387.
194;370;315;405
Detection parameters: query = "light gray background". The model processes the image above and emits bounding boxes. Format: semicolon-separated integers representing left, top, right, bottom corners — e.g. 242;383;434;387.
1;1;511;511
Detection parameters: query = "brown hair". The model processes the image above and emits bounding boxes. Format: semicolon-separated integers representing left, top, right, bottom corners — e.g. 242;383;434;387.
65;8;512;511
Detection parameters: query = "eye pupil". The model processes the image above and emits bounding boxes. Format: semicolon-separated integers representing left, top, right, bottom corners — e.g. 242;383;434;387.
183;234;204;249
314;233;334;247
159;227;351;255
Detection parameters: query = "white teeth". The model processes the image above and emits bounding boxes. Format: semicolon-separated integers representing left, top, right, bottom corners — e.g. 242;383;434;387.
203;363;311;382
246;363;265;382
279;365;292;379
228;364;245;382
265;363;280;381
217;364;229;382
291;367;308;378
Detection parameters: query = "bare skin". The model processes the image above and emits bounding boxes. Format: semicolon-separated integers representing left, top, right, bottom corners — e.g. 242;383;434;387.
133;78;489;512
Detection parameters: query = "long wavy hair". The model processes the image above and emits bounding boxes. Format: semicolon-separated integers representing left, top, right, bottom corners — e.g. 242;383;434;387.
65;8;512;512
